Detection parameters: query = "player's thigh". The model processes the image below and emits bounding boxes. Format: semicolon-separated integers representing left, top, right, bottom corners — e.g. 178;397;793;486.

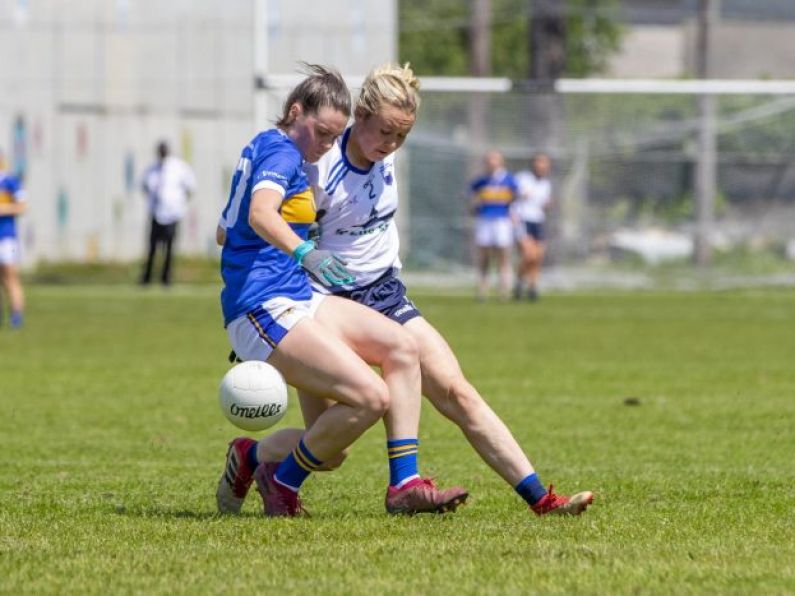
476;246;493;268
314;295;414;366
404;317;466;402
516;235;534;260
268;317;386;408
0;263;18;286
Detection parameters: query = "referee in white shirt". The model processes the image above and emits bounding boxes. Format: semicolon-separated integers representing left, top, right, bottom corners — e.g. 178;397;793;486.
140;141;196;286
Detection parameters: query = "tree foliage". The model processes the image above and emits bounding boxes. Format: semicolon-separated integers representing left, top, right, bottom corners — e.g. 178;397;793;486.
398;0;623;78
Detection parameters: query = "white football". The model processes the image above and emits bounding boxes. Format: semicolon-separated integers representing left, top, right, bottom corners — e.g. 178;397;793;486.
219;361;288;431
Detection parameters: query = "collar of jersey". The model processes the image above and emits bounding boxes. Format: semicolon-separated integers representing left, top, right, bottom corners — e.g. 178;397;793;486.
340;127;373;175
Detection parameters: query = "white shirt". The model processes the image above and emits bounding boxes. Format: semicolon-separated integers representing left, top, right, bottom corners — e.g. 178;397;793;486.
512;170;551;223
304;128;401;290
143;156;197;225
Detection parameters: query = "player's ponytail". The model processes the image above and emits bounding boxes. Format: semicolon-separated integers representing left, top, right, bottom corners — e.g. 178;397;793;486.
277;63;351;128
356;63;421;119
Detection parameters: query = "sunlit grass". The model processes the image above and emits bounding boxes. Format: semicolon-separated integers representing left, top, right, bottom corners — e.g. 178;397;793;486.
1;286;793;593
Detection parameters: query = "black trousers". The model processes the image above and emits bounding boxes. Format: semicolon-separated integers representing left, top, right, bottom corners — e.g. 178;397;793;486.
141;218;178;285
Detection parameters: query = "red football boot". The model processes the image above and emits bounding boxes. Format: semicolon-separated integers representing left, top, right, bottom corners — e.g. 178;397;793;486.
385;477;469;515
531;485;593;516
216;437;258;514
253;462;309;518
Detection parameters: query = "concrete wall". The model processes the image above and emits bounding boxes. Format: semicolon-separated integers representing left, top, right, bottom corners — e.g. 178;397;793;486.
0;0;395;266
684;22;795;79
608;20;795;79
606;26;685;79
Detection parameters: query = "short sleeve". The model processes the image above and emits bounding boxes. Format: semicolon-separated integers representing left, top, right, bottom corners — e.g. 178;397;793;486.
251;147;301;198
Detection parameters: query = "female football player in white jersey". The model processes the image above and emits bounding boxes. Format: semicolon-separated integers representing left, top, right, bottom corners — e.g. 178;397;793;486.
299;63;593;515
215;64;466;517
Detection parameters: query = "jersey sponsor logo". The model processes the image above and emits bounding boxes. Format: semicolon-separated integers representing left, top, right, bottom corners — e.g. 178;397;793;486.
334;207;395;237
261;169;289;182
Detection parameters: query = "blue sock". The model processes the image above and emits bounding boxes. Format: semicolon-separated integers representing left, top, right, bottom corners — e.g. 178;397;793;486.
515;473;548;506
246;442;259;471
387;438;420;487
274;438;323;491
9;311;23;329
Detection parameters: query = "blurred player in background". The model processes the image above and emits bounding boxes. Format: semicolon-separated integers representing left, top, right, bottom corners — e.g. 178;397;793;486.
214;64;467;517
512;153;553;301
469;150;517;301
293;63;591;516
0;150;26;329
140;140;196;286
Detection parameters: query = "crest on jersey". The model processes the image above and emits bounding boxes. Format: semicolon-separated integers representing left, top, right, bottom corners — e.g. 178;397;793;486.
380;164;393;186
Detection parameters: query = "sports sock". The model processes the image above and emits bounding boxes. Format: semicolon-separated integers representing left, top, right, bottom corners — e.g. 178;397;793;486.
246;442;259;471
515;473;547;506
274;438;323;492
9;311;23;328
387;438;420;488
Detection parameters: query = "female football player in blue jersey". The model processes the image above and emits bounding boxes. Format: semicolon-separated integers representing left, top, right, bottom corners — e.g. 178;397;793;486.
0;150;26;329
295;63;592;516
469;150;518;301
214;64;466;517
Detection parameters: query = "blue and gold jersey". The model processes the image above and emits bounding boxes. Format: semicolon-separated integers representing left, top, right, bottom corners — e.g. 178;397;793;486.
470;170;517;219
218;129;315;325
0;171;24;240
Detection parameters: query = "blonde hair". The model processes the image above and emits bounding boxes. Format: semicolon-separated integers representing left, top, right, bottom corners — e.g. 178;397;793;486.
356;63;421;118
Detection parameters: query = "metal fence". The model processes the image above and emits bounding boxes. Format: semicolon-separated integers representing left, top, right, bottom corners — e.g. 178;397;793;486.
402;88;795;269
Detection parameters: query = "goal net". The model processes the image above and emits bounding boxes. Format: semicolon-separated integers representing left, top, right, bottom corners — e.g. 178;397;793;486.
400;78;795;272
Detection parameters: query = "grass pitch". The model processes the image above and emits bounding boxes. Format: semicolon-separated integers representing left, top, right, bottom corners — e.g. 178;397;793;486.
1;285;794;594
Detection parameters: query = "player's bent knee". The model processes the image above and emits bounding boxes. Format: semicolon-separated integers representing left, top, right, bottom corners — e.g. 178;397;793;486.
357;379;390;419
384;331;420;369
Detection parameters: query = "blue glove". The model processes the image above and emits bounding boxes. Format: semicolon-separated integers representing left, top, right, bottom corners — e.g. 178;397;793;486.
293;240;355;287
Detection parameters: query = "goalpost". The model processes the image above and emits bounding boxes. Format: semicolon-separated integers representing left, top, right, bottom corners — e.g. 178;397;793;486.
256;76;795;271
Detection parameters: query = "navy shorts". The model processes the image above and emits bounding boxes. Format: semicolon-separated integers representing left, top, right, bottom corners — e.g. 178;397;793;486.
524;221;545;241
335;270;422;325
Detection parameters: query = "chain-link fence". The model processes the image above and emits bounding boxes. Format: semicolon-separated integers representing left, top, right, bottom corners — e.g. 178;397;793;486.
402;89;795;271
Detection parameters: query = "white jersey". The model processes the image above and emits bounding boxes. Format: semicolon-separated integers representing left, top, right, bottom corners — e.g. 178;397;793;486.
512;170;551;223
304;128;401;290
143;156;197;225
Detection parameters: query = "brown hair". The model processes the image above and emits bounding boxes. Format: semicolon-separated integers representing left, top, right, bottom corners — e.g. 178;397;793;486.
277;63;351;128
356;63;421;118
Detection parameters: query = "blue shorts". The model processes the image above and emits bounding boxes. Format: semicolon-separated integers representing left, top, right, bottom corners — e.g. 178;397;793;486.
524;221;545;241
335;270;422;325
